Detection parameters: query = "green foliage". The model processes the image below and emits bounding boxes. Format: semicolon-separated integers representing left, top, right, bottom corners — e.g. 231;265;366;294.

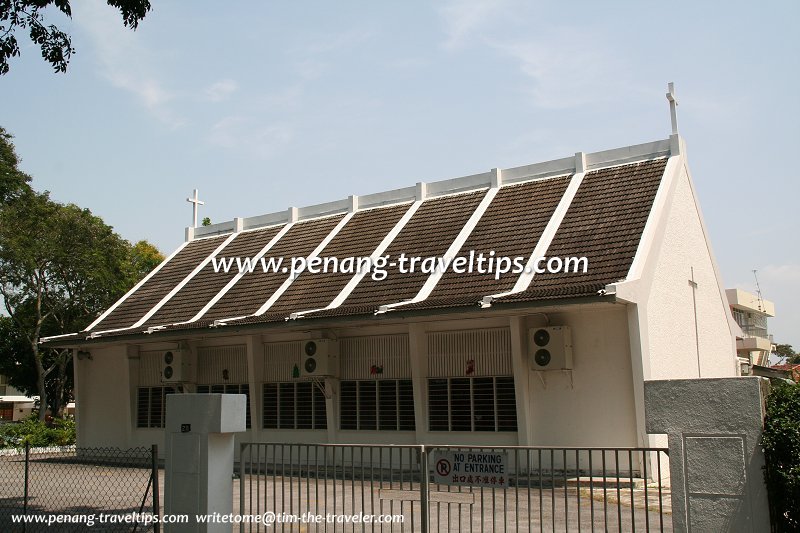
0;127;32;203
773;344;798;364
0;0;151;75
0;315;37;397
762;382;800;531
0;416;76;449
201;216;212;227
0;127;164;415
128;240;164;281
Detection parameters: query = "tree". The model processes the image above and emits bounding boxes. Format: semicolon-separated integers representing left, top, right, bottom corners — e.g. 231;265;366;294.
0;192;162;417
0;127;32;203
762;382;800;530
0;192;164;417
773;344;799;365
128;240;163;279
0;126;163;417
0;0;152;75
0;314;37;396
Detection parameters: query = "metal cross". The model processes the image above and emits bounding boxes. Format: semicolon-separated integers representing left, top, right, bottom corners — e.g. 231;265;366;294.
666;82;679;135
689;267;700;377
186;189;205;228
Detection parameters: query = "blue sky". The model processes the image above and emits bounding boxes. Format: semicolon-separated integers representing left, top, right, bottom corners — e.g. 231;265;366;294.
1;0;798;348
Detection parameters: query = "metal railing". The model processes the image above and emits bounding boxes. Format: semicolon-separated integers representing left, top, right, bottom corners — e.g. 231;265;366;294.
239;443;671;532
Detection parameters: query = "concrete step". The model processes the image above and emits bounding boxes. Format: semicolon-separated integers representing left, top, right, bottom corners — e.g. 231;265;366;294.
566;477;647;490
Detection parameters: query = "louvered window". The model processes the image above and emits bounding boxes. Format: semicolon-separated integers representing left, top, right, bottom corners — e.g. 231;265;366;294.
262;382;327;430
428;377;517;432
340;379;415;431
196;384;251;428
136;386;176;428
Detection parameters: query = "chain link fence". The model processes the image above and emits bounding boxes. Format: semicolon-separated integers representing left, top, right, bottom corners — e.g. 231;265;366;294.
0;444;159;532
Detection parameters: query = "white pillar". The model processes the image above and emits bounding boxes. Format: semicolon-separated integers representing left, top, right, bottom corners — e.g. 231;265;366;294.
165;394;246;532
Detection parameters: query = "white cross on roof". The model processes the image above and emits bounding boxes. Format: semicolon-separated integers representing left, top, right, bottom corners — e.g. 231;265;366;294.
186;189;205;228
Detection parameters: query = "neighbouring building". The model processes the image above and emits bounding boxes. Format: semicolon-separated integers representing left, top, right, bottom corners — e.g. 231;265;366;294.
726;288;775;373
767;363;800;383
44;133;739;456
0;374;36;422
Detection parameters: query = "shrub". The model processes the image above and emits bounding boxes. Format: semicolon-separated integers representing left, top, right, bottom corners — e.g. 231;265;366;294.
0;415;76;449
762;381;800;531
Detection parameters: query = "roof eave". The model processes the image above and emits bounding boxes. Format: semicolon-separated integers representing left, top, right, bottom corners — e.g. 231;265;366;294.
42;294;618;349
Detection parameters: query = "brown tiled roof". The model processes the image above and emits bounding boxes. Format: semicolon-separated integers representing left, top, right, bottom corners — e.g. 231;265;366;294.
142;226;283;327
497;159;666;303
424;175;571;302
336;190;487;309
201;214;345;321
72;150;672;341
91;235;229;331
265;203;411;316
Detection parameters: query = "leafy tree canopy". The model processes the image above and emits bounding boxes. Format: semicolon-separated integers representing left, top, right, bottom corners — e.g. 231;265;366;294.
128;239;163;280
0;0;152;75
0;127;32;203
0;127;164;417
773;344;799;365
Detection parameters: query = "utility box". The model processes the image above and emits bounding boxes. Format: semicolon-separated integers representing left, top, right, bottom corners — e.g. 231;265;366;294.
164;394;246;532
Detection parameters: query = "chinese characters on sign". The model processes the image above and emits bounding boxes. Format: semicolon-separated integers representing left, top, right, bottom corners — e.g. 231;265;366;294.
432;451;509;488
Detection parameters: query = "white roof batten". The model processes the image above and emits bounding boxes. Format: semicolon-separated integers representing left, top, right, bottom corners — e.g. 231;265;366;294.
376;170;502;315
84;240;190;332
126;232;239;329
185;220;297;324
252;210;357;317
482;154;587;306
289;195;426;320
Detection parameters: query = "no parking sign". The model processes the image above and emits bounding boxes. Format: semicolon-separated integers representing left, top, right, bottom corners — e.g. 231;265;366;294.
433;450;509;488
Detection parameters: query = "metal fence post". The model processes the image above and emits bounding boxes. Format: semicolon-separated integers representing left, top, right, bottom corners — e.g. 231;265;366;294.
239;443;246;533
152;444;160;533
23;441;29;532
420;445;429;533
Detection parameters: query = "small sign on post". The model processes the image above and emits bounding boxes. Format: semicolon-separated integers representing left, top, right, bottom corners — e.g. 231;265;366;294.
433;450;509;488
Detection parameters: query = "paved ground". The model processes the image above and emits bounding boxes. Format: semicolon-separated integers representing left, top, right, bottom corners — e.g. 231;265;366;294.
0;450;154;533
1;452;671;532
236;474;672;532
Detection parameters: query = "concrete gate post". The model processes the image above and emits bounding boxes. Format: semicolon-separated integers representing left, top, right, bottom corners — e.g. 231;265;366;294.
164;394;247;532
644;377;771;532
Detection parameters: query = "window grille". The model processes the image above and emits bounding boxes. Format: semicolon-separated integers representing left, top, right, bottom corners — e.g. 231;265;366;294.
262;382;327;430
340;379;415;431
428;376;517;432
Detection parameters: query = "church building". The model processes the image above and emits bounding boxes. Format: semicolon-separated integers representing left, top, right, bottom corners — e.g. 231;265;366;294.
44;130;739;454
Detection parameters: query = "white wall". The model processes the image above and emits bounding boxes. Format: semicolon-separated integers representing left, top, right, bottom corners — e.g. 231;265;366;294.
76;306;642;452
74;345;132;448
645;165;737;380
525;306;638;447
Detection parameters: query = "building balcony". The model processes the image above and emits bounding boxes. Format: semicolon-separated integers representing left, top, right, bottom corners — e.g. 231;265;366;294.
736;336;772;353
726;288;775;317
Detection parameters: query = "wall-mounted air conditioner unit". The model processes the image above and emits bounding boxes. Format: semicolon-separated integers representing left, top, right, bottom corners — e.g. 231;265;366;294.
301;339;339;377
528;326;573;370
161;349;196;383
